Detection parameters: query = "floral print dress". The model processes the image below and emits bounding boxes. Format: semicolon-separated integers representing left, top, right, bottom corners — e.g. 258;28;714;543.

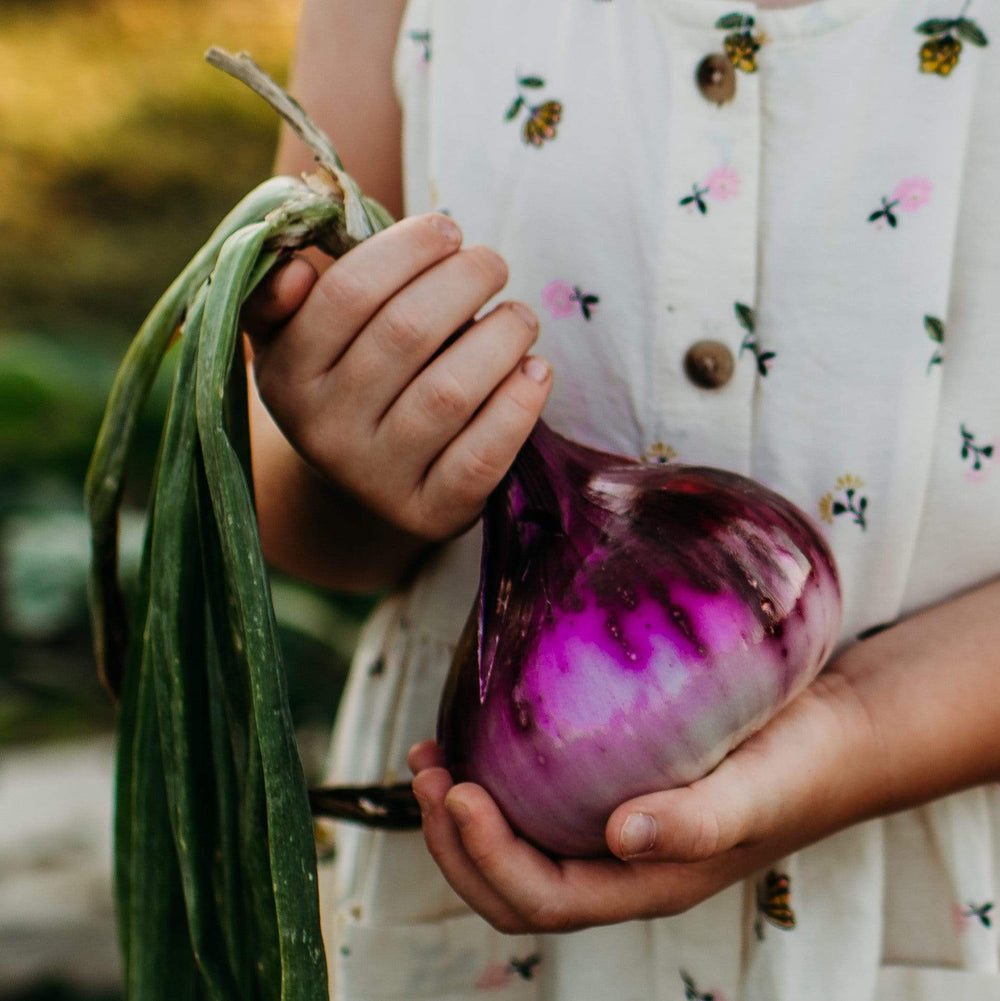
316;1;1000;998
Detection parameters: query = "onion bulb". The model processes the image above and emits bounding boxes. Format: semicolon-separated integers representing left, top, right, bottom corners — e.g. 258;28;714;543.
438;421;841;857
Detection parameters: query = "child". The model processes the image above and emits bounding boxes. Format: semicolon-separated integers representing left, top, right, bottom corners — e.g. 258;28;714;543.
243;1;1000;998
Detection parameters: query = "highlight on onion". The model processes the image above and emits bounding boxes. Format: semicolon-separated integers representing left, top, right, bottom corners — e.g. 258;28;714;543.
438;420;842;858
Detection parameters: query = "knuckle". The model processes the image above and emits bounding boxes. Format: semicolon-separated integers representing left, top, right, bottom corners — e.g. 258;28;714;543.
316;261;369;317
460;446;504;490
398;491;452;543
378;301;426;357
502;377;546;423
680;796;725;862
418;370;470;423
464;245;509;290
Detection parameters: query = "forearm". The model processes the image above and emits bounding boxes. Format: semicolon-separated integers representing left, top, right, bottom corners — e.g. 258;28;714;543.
249;377;433;593
834;575;1000;821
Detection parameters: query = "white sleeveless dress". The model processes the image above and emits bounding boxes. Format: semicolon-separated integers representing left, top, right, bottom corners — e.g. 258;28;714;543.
317;1;1000;998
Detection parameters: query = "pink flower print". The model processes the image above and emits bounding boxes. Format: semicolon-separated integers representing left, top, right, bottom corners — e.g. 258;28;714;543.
542;280;600;320
953;901;972;934
893;176;933;211
679;166;741;214
704;166;741;201
869;176;932;228
542;279;577;318
475;963;512;991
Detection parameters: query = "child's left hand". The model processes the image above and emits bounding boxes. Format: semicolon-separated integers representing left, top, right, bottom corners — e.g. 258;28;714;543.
409;576;1000;933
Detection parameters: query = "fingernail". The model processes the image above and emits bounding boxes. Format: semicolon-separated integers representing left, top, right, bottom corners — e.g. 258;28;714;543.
432;213;461;244
511;301;538;332
445;797;471;827
619;813;657;858
522;356;550;384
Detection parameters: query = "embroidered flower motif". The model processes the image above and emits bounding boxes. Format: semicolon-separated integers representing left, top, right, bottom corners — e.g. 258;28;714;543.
475;963;512;991
894;176;934;212
705;166;741;200
925;315;945;372
716;12;765;72
643;442;678;464
961;902;995;928
542;280;600;320
917;3;989;76
681;970;722;1001
960;423;994;475
819;475;868;530
679;167;742;214
868;177;933;228
312;820;337;861
505;74;562;147
735;302;775;376
508;954;541;980
408;29;432;63
755;870;796;941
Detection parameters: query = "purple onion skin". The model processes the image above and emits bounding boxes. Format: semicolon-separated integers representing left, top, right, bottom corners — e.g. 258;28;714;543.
437;421;842;859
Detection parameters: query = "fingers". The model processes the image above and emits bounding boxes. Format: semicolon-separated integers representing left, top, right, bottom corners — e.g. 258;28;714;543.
259;213;465;381
247;210;551;542
336;243;511;420
415;774;683;933
605;688;846;863
606;780;756;863
410;352;550;536
241;256;318;343
411;768;529;934
407;739;444;774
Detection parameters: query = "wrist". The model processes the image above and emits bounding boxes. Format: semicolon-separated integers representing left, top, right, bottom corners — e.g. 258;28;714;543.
826;579;1000;821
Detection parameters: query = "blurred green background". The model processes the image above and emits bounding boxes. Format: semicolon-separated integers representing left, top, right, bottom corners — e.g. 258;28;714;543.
1;2;374;996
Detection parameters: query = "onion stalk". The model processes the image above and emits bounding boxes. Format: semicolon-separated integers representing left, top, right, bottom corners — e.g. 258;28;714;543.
85;50;394;999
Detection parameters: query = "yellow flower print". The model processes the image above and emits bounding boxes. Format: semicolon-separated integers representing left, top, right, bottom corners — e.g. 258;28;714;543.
818;493;835;525
821;475;868;530
523;100;563;147
643;442;678;464
835;473;864;492
916;4;989;77
716;13;766;73
505;74;563;147
920;34;964;74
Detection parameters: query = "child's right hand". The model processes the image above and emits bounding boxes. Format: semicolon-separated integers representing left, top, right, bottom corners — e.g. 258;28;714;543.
242;213;551;543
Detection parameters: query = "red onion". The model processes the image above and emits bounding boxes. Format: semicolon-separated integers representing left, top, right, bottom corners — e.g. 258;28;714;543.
438;421;841;858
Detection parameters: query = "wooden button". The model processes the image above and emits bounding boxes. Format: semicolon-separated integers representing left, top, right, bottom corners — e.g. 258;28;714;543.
684;340;735;389
696;54;736;105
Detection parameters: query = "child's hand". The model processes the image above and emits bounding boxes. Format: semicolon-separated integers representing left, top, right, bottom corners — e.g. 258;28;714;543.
409;572;1000;934
242;213;551;542
407;663;883;933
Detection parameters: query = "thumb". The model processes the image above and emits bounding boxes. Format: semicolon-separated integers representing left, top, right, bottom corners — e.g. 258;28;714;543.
241;254;317;345
606;738;792;863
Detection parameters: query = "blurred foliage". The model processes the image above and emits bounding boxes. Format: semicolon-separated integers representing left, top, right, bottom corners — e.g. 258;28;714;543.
0;981;120;1001
0;0;378;751
0;0;299;341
